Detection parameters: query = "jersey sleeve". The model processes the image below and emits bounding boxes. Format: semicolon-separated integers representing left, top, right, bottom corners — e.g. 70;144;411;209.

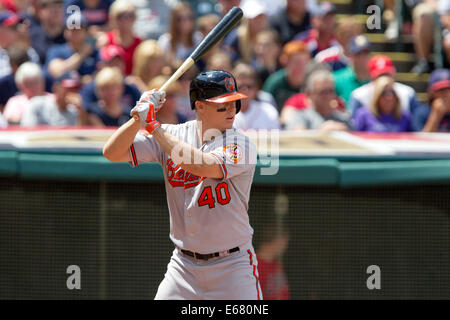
210;135;257;180
128;131;164;167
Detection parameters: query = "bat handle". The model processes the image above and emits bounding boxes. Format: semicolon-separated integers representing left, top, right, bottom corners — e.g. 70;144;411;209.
159;58;195;92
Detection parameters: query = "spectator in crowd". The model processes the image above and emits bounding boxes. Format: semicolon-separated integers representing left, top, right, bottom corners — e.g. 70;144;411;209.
98;42;158;94
333;35;371;107
206;51;233;72
283;68;351;131
269;0;312;45
382;0;399;41
97;0;141;76
28;0;66;65
280;62;334;126
197;13;220;38
129;0;173;40
85;66;131;126
45;13;99;82
294;1;339;58
157;1;202;69
0;10;25;77
21;72;88;126
232;63;280;130
262;41;311;112
252;29;282;84
3;62;50;124
241;0;286;18
221;0;268;63
148;75;187;125
348;55;423;119
0;44;29;110
439;1;450;68
408;1;437;73
353;75;412;132
80;59;141;120
413;68;450;132
314;16;363;72
97;43;125;71
130;40;168;93
0;10;42;71
64;0;114;33
256;223;290;300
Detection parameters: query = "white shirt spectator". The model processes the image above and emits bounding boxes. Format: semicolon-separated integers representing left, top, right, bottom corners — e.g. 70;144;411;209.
20;95;79;127
130;0;175;40
233;99;280;130
157;31;203;61
348;81;423;115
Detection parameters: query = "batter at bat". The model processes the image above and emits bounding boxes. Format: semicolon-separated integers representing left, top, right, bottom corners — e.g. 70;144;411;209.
103;70;262;300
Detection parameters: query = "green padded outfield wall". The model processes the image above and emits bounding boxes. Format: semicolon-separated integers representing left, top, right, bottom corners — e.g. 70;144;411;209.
1;178;449;299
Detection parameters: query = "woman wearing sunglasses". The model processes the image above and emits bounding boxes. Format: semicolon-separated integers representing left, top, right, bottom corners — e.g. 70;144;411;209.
353;75;412;132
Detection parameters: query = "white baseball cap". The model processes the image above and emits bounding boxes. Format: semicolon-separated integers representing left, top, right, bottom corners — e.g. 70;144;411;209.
241;0;266;19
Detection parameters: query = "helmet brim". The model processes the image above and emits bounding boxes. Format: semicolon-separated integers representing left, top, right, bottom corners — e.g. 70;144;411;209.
204;92;248;103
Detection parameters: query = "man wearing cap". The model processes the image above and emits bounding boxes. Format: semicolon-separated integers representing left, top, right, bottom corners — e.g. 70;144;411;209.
0;44;29;110
333;35;371;106
45;13;99;81
412;68;450;132
0;10;23;77
348;55;423;120
293;1;339;57
21;72;88;127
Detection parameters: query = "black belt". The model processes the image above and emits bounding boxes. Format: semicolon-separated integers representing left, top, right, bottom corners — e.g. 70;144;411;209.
180;247;240;260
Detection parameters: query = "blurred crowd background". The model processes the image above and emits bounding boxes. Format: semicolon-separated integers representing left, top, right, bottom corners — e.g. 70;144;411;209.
0;0;449;133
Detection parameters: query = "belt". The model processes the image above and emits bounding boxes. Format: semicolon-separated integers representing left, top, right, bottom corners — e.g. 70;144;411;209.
180;247;240;261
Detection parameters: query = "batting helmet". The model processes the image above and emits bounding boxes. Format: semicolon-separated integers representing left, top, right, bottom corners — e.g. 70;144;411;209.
189;70;247;113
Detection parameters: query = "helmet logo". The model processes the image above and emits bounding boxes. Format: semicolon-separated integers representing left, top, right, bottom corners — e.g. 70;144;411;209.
224;77;235;92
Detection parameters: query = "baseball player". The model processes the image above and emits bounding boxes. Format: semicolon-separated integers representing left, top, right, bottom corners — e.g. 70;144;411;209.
103;70;262;300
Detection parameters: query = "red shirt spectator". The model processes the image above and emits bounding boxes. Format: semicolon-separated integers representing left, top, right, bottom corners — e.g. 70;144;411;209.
284;92;345;111
104;30;141;75
98;0;142;75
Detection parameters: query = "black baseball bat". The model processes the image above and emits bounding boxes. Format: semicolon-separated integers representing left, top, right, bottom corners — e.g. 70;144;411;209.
160;6;243;92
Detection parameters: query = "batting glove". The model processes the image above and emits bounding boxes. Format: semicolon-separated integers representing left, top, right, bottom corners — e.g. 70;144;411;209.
130;89;166;133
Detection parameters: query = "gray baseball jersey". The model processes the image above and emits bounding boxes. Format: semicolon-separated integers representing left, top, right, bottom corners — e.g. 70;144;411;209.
129;120;257;254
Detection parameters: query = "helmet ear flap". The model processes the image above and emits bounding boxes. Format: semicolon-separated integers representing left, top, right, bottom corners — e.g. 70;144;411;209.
236;100;241;114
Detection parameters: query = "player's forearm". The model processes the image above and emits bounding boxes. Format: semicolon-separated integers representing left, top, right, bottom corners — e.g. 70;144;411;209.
103;117;141;162
152;127;223;178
